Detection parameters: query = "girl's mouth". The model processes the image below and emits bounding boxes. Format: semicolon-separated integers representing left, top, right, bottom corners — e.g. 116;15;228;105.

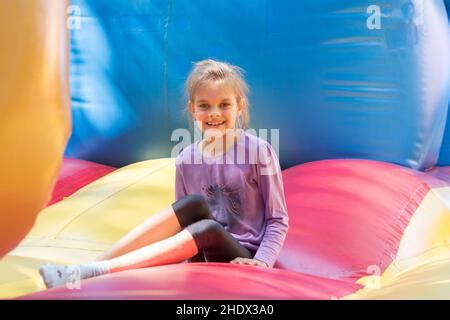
206;121;225;127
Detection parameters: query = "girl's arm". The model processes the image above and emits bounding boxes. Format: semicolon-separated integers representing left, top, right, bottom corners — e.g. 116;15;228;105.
253;142;290;268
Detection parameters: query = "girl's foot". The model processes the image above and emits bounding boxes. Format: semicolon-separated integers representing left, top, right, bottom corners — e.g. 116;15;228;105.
39;261;110;289
38;264;75;289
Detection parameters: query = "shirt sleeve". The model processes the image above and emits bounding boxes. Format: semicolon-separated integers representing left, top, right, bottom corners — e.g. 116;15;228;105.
175;162;187;201
253;142;289;268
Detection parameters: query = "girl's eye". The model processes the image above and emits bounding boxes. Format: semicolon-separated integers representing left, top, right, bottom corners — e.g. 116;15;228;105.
220;103;231;109
198;104;209;110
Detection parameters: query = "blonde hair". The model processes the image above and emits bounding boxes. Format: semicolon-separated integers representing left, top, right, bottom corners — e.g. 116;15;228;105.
186;59;250;129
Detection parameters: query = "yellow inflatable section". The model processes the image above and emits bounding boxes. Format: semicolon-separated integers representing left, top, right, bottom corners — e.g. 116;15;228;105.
0;0;71;257
345;186;450;299
0;158;176;299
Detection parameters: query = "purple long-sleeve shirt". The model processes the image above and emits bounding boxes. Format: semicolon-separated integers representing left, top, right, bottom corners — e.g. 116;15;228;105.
175;130;289;267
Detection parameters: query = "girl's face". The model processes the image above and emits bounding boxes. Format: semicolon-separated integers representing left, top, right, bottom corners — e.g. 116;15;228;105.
189;82;243;137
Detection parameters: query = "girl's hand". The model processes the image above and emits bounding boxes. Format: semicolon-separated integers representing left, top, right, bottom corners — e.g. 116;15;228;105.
230;257;268;268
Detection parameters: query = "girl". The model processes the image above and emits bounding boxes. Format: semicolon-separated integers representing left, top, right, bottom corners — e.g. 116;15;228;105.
39;59;289;289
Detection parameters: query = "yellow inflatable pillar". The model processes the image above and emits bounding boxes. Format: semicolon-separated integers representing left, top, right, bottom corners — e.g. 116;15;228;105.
0;1;71;257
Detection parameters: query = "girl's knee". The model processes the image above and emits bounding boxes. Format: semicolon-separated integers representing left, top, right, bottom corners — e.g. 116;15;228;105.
186;194;210;215
192;219;223;233
184;219;224;249
186;219;224;235
172;194;212;227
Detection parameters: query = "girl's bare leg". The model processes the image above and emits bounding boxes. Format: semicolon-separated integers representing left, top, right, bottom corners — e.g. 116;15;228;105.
39;230;198;289
107;229;198;273
95;205;182;261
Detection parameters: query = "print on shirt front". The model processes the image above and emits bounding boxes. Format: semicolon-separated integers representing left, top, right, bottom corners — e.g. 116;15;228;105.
202;184;241;228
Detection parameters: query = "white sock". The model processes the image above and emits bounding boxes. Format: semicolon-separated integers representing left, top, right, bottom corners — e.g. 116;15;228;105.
39;261;110;289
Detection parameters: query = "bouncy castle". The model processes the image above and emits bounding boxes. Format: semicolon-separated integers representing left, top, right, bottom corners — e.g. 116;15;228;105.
1;0;450;299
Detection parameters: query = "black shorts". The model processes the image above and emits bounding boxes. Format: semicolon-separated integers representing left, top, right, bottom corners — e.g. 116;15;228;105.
172;194;257;263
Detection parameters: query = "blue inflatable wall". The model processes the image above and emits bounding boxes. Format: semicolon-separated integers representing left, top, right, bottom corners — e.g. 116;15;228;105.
67;0;450;170
437;0;450;166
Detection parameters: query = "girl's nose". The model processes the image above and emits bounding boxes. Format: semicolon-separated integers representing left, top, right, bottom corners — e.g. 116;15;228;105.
208;106;221;118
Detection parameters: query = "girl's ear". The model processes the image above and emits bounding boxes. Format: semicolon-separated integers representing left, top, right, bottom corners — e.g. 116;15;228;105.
188;101;195;116
238;98;247;114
